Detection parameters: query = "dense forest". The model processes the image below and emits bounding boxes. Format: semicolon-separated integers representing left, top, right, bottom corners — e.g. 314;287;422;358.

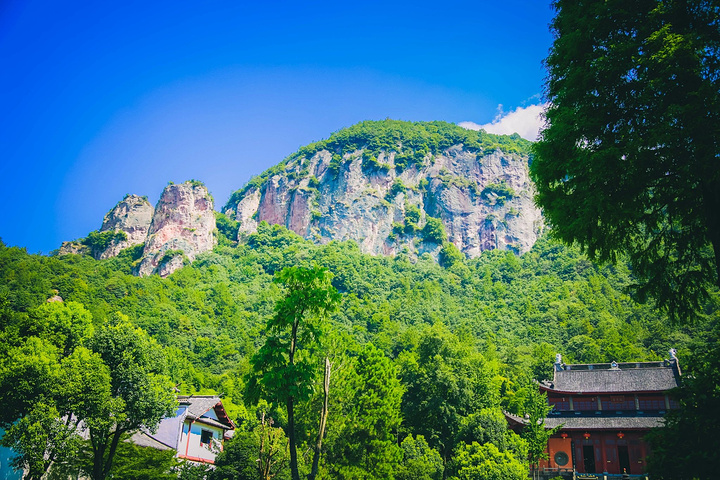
1;220;716;478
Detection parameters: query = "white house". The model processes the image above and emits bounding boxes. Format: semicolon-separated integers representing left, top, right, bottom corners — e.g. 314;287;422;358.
131;395;235;464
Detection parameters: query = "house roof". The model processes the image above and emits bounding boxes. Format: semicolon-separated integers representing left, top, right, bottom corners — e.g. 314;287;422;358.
129;431;175;450
542;360;680;394
503;411;666;431
543;415;666;430
178;395;235;429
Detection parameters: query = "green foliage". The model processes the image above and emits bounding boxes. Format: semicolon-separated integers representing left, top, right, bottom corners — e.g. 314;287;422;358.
84;315;177;480
480;181;516;206
533;0;720;322
307;175;320;188
456;409;514;454
399;324;496;462
521;387;561;480
325;344;403;479
647;319;720;480
0;336;61;427
327;154;343;177
439;242;465;269
422;217;447;244
405;204;421;225
215;211;240;246
361;151;391;173
83;230;128;258
0;402;79;480
107;440;178;480
449;442;528;480
387;178;407;200
248;265;340;480
396;435;444;480
160;249;186;266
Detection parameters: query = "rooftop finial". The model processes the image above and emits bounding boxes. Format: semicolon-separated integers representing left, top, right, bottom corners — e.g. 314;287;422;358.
555;353;562;364
669;348;677;360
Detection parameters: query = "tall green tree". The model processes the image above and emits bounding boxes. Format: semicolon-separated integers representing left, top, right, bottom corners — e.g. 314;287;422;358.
83;315;177;480
325;344;404;479
399;325;496;464
521;387;559;480
647;320;720;480
248;265;340;480
0;402;80;480
532;0;720;321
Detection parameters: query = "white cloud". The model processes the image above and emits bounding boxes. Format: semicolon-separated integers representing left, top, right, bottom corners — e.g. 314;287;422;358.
459;103;547;141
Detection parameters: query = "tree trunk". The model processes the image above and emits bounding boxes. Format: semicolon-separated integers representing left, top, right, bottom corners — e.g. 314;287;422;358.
91;433;105;480
287;396;300;480
287;314;301;480
308;357;331;480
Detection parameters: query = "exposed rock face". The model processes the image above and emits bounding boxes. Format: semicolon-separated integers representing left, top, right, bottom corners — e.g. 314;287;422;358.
137;182;216;277
97;194;154;259
224;123;544;260
58;241;89;256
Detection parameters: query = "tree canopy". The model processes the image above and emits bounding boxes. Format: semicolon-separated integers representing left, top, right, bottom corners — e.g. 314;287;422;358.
532;0;720;321
248;265;340;480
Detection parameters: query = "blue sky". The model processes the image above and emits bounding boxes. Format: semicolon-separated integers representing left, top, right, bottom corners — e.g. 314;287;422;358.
0;0;554;254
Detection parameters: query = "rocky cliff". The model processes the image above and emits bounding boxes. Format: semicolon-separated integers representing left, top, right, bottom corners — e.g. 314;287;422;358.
224;120;544;259
59;182;216;277
137;181;217;277
97;194;154;259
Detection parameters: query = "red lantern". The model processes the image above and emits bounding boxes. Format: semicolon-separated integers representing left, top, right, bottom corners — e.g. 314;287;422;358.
583;432;591;440
561;433;568;439
617;432;625;439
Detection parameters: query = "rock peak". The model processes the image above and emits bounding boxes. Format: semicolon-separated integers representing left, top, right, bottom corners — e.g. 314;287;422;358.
97;194;154;259
137;181;216;277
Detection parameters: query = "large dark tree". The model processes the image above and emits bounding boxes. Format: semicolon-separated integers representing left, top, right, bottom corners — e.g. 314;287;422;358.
532;0;720;321
646;319;720;480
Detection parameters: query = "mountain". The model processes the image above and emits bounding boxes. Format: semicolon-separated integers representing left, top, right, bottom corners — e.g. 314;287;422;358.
59;120;543;275
60;182;216;277
223;120;544;260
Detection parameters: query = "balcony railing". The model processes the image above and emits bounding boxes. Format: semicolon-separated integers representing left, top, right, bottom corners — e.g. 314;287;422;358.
536;468;650;480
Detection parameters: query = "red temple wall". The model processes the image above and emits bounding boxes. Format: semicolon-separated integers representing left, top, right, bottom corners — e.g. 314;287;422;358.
540;431;649;475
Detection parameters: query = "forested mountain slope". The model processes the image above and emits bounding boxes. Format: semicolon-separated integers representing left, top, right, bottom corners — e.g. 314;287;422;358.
1;226;699;403
1;223;715;478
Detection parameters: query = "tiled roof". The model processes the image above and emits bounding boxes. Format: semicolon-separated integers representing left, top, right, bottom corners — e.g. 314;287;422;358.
503;411;666;431
543;415;666;430
179;395;219;419
178;395;235;430
547;361;680;393
129;431;175;450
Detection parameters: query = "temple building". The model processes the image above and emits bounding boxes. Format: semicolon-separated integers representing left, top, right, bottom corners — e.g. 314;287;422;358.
506;351;681;479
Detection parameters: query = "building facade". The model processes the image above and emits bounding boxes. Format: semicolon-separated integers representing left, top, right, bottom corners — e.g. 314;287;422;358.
507;353;681;478
132;395;235;464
